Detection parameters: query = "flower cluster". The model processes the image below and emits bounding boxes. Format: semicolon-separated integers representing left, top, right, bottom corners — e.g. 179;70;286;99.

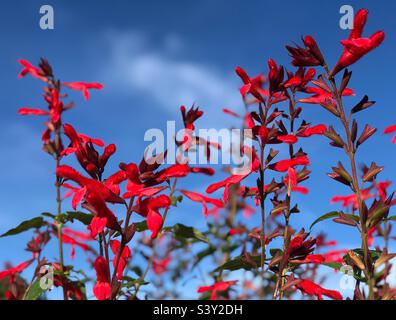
1;7;395;301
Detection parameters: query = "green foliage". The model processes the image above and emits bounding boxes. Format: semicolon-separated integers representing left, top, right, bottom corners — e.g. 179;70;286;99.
0;217;46;237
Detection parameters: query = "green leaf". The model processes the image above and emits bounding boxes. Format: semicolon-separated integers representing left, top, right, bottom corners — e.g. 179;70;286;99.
221;243;239;254
133;221;148;232
214;255;263;272
41;212;56;219
352;248;382;262
309;211;360;229
171;195;183;207
122;277;150;288
65;211;93;225
1;217;46;237
310;211;340;229
24;279;47;300
131;266;143;277
164;224;210;244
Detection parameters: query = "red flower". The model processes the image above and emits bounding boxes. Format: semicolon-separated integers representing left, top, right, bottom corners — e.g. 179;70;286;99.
18;87;64;144
284;168;309;194
180;189;224;218
133;195;171;238
330;189;374;209
153;255;171;275
286;36;324;67
330;9;385;76
57;227;93;260
63;82;104;101
228;227;246;236
384;125;396;143
291;254;325;264
278;134;298;145
284;67;316;89
180;105;203;130
93;256;111;300
298;124;327;137
110;240;131;280
120;163;167;199
287;234;316;259
62;124;115;179
206;173;249;203
190;167;215;176
300;86;354;106
104;170;129;196
295;279;342;300
87;192;122;237
368;226;377;246
235;66;266;103
269;155;310;172
57;165;124;206
197;280;238;300
17;59;47;81
151;164;190;184
376;181;391;201
0;258;34;280
323;250;348;263
268;58;284;94
18;108;49;116
222;108;240;118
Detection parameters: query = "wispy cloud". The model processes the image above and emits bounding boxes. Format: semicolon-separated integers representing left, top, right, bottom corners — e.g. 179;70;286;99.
101;31;240;116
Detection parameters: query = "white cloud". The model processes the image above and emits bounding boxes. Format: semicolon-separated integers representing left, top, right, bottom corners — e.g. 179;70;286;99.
101;31;240;116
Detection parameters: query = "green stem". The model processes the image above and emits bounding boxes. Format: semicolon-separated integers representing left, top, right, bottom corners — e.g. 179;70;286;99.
55;128;67;300
324;65;374;299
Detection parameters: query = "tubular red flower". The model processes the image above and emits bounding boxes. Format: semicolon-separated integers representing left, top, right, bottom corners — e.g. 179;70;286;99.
180;189;224;217
197;280;238;300
295;279;342;300
278;134;298;144
110;240;131;280
323;250;348;263
330;189;374;209
18;59;47;81
63;82;104;101
152;164;190;184
153;255;171;275
222;108;240;117
267;58;284;94
286;36;324;67
384;125;396;143
17;108;49;116
180;105;203;130
93;256;111;300
133;195;171;238
235;66;265;102
57;228;93;260
300;86;354;106
57;165;124;205
291;254;325;264
206;173;250;203
85;191;121;237
104;170;128;196
298;124;327;137
270;155;310;172
330;9;385;76
0;258;34;280
376;181;391;202
190;167;215;176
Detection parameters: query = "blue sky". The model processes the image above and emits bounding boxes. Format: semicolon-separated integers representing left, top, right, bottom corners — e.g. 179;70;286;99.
0;0;396;298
